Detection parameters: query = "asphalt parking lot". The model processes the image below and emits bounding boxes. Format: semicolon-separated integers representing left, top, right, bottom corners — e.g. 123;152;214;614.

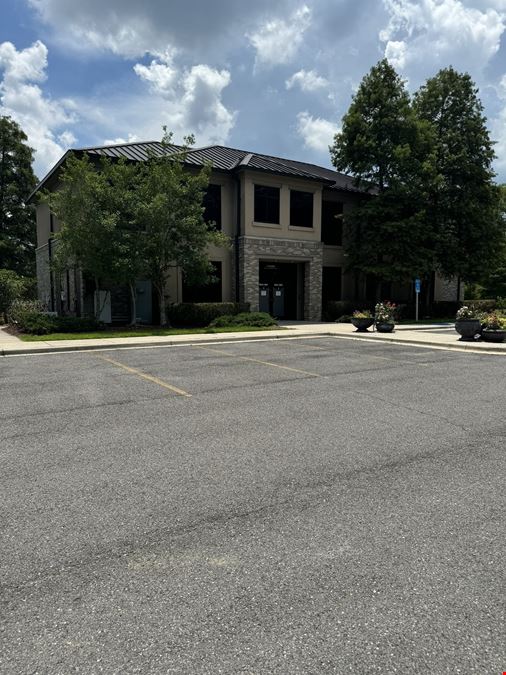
1;337;505;674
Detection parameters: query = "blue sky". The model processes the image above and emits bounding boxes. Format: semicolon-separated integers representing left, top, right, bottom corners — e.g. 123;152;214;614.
1;0;506;182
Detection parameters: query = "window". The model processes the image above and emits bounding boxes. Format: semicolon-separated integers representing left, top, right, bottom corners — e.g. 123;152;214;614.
254;185;280;224
322;267;342;306
321;200;343;245
203;184;221;230
290;190;313;228
182;262;222;303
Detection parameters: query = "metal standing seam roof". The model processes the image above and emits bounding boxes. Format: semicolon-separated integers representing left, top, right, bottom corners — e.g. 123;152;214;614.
82;141;365;192
29;141;367;201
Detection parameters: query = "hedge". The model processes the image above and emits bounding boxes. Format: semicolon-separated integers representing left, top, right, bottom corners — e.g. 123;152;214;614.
167;302;250;327
8;300;100;334
209;312;277;328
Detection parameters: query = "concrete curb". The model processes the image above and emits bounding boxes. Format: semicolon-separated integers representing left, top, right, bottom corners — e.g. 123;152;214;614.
2;328;506;356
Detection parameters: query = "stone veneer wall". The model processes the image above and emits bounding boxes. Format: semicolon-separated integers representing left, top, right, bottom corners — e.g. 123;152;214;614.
238;236;323;321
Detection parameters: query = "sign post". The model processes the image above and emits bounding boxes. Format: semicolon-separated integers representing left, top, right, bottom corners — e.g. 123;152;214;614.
415;278;421;322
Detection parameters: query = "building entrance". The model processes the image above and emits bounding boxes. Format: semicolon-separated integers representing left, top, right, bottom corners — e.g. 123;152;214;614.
258;261;304;319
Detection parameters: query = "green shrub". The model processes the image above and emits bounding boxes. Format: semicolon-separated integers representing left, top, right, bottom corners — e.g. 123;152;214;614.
167;302;250;327
8;300;101;335
323;300;354;321
0;269;24;319
8;301;56;334
468;299;496;313
52;316;101;332
209;311;277;328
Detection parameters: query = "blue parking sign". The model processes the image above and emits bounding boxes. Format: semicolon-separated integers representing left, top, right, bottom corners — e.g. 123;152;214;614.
415;278;421;293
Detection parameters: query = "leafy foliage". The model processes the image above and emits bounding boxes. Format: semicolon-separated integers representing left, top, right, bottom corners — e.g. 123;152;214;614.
0;117;37;275
413;68;502;287
136;131;229;325
330;60;436;288
209;312;277;328
167;302;250;327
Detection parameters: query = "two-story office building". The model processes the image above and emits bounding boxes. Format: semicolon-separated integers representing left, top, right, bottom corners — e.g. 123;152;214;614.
33;141;456;323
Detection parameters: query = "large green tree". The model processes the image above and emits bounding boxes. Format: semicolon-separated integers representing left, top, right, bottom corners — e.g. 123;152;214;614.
413;67;502;297
46;152;142;322
135;131;228;325
0;116;37;275
330;60;436;295
45;131;228;325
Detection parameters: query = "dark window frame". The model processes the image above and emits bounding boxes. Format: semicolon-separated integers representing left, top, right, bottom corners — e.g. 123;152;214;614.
290;189;314;228
321;200;343;246
203;184;222;230
254;184;280;225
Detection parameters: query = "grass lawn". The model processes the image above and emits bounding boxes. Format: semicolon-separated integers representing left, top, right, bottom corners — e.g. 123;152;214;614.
19;325;282;341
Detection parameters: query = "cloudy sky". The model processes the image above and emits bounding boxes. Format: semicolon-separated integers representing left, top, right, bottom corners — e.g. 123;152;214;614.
1;0;506;181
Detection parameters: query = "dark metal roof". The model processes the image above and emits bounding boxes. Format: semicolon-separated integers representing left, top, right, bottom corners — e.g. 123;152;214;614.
29;140;366;201
82;141;364;191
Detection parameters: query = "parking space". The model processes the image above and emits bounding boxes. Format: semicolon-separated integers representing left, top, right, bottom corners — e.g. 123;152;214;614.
1;337;505;674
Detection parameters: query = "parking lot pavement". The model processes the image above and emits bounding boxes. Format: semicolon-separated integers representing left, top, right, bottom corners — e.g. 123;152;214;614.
1;338;505;674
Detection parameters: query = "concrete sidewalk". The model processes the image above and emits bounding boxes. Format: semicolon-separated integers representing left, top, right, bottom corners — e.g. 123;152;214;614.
1;321;506;356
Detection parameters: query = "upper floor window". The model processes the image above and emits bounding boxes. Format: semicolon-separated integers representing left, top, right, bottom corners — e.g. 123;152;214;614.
290;190;313;228
321;200;343;245
203;184;222;230
254;185;280;224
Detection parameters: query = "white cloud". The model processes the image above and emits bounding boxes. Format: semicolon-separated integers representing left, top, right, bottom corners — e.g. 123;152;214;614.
380;0;505;75
102;134;139;146
247;5;311;68
384;40;407;69
0;40;77;177
133;49;178;96
85;61;236;150
296;112;339;152
286;69;329;92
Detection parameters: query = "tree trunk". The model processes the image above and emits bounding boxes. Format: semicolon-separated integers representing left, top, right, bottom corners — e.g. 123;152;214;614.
156;284;167;326
129;282;137;327
456;276;461;303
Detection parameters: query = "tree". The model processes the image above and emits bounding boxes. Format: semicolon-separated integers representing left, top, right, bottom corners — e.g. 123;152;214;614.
46;153;142;323
135;131;228;325
0;268;23;321
413;67;502;298
0;116;38;276
330;60;436;296
477;184;506;299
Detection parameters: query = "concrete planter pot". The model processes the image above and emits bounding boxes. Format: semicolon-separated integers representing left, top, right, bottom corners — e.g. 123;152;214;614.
351;317;374;332
481;329;506;343
455;319;481;341
375;322;395;333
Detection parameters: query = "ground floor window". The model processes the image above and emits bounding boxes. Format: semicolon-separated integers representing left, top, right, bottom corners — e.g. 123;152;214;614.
322;266;342;307
182;261;223;303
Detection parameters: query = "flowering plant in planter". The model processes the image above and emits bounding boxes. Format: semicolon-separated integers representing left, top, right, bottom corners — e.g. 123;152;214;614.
455;306;479;320
480;312;506;342
374;302;396;323
454;305;482;340
351;309;374;332
481;312;506;330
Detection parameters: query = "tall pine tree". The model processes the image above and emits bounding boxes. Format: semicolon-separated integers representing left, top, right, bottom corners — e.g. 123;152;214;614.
0;116;37;276
330;60;436;297
413;67;502;297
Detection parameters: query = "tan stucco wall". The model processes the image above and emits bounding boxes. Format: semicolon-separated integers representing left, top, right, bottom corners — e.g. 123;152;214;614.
242;170;323;241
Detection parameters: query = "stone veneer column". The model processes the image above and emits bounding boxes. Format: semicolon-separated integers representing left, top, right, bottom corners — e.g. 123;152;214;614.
238;236;323;320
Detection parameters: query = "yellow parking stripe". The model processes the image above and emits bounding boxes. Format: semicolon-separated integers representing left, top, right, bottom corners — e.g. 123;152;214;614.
96;355;191;397
194;345;320;377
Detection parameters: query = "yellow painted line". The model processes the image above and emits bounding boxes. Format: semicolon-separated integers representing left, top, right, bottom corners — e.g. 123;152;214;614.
96;354;191;397
194;345;320;377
